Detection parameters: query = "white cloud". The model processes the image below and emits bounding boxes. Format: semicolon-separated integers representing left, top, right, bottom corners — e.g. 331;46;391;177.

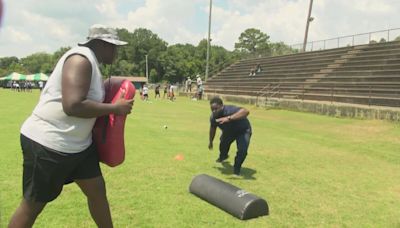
1;0;400;58
95;0;120;20
4;27;32;43
209;0;310;49
113;0;203;45
20;10;70;39
350;0;393;13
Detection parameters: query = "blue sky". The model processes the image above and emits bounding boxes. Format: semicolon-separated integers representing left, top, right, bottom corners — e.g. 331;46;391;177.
1;0;400;58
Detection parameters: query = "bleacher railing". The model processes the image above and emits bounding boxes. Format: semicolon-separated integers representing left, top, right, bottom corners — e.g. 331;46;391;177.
290;28;400;52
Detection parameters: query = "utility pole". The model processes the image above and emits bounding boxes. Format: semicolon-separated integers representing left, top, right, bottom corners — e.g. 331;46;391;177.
145;54;148;82
205;0;212;81
302;0;314;52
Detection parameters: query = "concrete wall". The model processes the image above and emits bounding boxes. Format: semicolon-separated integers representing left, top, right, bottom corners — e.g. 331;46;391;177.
193;92;400;122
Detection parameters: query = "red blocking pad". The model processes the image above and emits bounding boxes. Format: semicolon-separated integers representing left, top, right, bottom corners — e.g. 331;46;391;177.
93;78;136;167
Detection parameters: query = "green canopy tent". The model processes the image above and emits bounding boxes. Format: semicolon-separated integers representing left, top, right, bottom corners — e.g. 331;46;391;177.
26;73;49;81
0;72;26;81
0;72;48;81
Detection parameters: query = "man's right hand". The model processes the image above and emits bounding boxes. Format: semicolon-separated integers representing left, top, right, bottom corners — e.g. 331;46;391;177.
113;92;134;115
208;142;213;150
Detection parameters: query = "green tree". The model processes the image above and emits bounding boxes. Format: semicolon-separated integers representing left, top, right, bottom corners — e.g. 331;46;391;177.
270;42;298;56
195;39;235;79
52;47;71;67
234;28;270;56
113;60;135;76
149;68;159;82
0;27;236;83
2;62;27;76
115;28;168;81
160;44;197;83
21;52;53;74
0;56;21;76
0;56;19;69
209;45;235;76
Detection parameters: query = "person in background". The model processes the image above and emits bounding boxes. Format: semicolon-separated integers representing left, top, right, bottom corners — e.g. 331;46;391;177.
163;83;169;99
249;67;256;76
196;75;202;89
187;77;192;92
27;81;32;93
38;80;44;91
142;83;149;101
8;24;133;228
208;97;252;176
155;84;161;99
14;81;20;92
21;81;25;92
169;84;175;101
256;63;262;73
184;78;188;92
197;85;204;100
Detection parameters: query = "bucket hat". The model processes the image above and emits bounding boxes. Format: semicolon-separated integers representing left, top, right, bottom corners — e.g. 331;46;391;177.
79;24;127;46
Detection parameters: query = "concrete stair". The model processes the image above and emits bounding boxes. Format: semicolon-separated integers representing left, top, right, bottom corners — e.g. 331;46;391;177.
205;41;400;107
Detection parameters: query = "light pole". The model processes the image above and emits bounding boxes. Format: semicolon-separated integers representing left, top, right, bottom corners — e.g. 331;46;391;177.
302;0;314;52
145;54;149;82
205;0;212;81
0;0;3;28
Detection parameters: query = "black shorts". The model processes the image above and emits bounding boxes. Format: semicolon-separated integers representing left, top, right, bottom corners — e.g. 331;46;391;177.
20;134;102;203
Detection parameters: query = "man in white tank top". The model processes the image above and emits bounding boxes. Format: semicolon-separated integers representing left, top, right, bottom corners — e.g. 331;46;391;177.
9;24;133;228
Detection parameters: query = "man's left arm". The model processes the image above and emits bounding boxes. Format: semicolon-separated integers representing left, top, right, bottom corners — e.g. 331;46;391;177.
216;107;249;124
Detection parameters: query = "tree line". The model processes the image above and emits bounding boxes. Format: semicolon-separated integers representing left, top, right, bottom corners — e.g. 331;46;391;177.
0;28;296;83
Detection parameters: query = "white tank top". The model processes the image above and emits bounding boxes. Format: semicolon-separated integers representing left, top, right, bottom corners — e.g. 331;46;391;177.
20;46;105;153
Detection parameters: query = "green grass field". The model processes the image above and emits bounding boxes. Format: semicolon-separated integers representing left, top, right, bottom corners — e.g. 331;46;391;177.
1;89;399;227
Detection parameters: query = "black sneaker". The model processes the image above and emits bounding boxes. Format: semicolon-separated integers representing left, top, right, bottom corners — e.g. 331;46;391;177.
233;169;240;176
215;155;229;163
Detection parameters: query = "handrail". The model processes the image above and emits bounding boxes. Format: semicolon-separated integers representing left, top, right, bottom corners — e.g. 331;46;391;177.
260;82;397;107
268;84;281;98
256;84;281;106
256;84;271;106
256;84;271;96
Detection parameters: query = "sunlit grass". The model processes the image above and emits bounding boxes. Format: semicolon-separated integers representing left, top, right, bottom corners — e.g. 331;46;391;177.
0;89;399;227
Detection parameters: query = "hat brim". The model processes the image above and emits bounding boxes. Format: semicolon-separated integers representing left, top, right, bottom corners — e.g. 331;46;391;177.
78;38;128;46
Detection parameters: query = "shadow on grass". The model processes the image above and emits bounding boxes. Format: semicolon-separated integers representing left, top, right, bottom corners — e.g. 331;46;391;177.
213;161;257;180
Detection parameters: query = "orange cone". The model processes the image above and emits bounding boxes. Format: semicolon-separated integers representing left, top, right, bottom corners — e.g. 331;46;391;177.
174;154;184;161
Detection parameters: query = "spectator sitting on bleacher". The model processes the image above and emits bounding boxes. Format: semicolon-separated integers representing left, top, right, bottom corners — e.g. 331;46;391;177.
249;67;256;76
249;64;262;77
256;63;262;73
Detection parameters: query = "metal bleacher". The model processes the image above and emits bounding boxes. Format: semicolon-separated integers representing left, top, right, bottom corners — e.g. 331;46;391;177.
204;41;400;107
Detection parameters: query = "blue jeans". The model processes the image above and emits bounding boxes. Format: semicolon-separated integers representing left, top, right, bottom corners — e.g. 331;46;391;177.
219;129;252;173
